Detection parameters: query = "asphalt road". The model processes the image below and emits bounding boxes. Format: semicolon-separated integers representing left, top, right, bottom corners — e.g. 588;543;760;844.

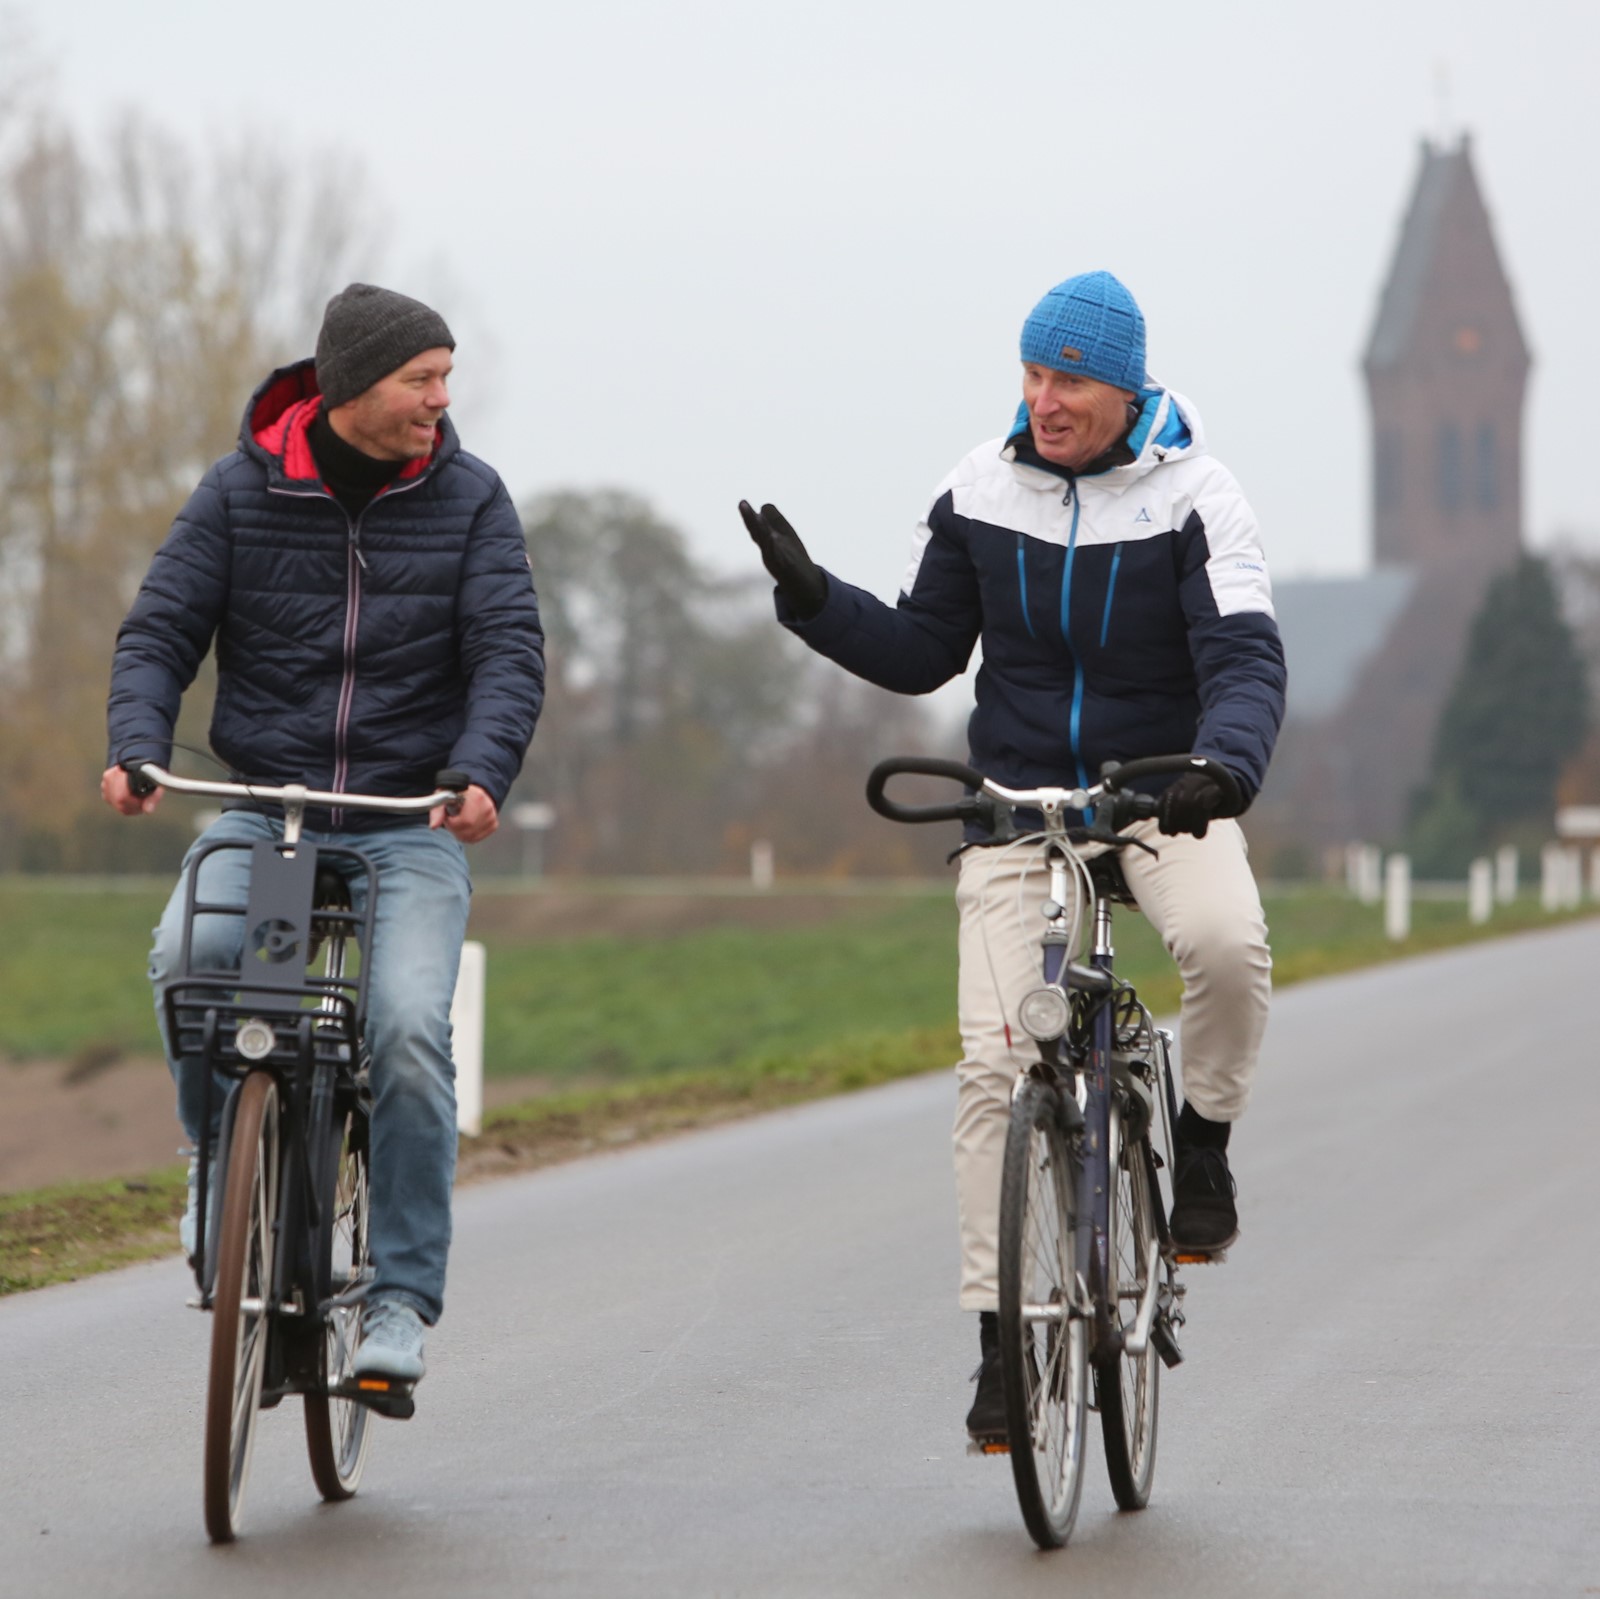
3;919;1598;1597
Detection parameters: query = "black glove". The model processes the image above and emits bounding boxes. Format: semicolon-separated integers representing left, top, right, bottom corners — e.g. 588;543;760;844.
1156;772;1229;838
739;500;828;622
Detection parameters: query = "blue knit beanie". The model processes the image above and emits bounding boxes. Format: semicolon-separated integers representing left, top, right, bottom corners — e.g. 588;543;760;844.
1019;270;1146;392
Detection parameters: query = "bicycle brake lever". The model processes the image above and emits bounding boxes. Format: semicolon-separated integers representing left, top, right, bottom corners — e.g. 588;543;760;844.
1068;825;1160;857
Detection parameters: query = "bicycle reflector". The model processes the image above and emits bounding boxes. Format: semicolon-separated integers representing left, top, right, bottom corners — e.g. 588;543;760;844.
235;1018;277;1061
1018;986;1071;1042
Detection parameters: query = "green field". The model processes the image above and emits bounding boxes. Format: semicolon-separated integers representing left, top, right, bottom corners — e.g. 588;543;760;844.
0;876;1590;1079
3;874;1596;1294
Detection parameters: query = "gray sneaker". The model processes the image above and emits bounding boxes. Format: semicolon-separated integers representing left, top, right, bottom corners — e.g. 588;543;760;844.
353;1299;427;1383
179;1147;213;1264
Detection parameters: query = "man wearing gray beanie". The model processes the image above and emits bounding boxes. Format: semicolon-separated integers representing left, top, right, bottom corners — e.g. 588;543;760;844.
740;269;1285;1447
104;283;545;1401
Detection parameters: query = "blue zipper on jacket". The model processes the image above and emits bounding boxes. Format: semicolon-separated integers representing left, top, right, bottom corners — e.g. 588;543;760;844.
1015;536;1037;639
1057;485;1090;790
1099;544;1123;647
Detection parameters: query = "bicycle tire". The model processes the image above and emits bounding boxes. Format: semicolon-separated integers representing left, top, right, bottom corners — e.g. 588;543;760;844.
1097;1095;1160;1509
204;1070;280;1543
997;1077;1089;1550
304;1101;374;1500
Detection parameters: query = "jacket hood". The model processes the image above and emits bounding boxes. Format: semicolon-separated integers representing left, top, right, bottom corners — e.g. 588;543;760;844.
1003;385;1205;486
238;357;459;491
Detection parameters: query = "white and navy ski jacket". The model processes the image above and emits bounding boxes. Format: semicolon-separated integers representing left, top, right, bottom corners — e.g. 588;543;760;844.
783;388;1286;820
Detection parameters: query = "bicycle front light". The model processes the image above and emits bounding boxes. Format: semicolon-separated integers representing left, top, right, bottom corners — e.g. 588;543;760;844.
1018;985;1071;1042
235;1018;277;1061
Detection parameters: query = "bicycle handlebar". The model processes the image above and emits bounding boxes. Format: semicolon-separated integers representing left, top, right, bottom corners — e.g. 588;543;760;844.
865;753;1243;832
863;756;992;825
124;762;469;814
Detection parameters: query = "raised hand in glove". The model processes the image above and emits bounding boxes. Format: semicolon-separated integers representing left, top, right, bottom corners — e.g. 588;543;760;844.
1157;772;1230;839
739;500;828;622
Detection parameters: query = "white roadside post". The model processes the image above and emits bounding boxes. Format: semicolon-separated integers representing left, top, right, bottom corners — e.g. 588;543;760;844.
1350;843;1382;905
509;801;556;879
751;839;775;891
1494;844;1518;904
1540;844;1562;912
1555;806;1600;906
1567;846;1585;909
1344;843;1364;897
1468;857;1493;925
451;939;486;1137
1384;853;1411;941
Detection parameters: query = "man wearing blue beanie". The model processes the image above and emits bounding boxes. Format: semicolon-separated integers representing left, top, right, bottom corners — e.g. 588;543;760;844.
740;269;1285;1445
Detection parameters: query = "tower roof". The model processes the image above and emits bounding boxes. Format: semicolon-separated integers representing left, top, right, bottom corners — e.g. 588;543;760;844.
1364;136;1529;373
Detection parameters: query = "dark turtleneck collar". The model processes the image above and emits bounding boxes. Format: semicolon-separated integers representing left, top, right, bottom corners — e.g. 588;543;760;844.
309;407;408;518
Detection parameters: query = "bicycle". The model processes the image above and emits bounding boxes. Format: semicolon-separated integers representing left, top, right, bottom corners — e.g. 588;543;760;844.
865;751;1242;1549
126;761;465;1543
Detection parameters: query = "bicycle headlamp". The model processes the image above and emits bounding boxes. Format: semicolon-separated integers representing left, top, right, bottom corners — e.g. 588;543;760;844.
1018;985;1071;1042
235;1018;277;1061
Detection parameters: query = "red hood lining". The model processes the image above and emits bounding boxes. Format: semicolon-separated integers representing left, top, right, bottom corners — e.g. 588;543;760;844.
250;369;436;490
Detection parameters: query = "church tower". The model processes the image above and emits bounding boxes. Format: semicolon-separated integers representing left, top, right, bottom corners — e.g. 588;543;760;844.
1363;136;1530;571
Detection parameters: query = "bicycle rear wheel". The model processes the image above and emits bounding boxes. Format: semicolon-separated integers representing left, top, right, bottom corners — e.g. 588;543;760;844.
1097;1096;1161;1509
997;1077;1088;1550
304;1104;374;1499
204;1069;280;1543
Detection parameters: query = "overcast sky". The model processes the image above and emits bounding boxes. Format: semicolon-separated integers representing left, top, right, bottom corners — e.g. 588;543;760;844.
13;0;1599;603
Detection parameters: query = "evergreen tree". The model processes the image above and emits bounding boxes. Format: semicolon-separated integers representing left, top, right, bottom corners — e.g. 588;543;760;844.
1406;555;1590;874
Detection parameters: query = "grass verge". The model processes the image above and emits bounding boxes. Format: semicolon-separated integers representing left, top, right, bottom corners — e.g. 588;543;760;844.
3;888;1596;1296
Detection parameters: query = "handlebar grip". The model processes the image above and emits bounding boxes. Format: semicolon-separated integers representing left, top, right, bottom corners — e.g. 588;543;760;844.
121;761;157;799
866;756;989;825
1106;790;1159;829
435;768;471;792
1100;754;1244;817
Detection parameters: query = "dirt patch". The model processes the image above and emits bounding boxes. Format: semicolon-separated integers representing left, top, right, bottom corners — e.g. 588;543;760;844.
0;1054;581;1198
1;1054;183;1194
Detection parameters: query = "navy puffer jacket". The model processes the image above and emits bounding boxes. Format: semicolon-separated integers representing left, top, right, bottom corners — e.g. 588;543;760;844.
107;361;544;825
783;387;1284;832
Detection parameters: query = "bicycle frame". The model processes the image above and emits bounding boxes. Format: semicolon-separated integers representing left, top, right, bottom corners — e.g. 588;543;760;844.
169;834;377;1308
135;759;459;1305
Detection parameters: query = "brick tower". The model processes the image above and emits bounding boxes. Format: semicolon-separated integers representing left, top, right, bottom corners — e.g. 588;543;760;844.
1364;135;1530;572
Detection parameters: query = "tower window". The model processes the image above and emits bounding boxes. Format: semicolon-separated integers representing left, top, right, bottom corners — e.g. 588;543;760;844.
1475;423;1497;511
1438;423;1464;514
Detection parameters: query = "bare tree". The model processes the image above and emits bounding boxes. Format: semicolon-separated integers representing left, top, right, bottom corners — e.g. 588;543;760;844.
513;487;954;877
0;73;378;870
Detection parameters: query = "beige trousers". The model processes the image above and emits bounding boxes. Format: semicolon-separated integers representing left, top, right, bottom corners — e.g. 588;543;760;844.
952;819;1271;1310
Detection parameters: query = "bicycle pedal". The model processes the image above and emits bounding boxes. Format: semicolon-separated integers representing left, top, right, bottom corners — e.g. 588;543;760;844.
1171;1248;1227;1265
966;1438;1010;1457
1150;1319;1185;1370
332;1377;416;1420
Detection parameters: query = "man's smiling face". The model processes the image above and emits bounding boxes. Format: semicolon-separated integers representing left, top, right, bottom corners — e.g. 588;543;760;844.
330;347;453;462
1021;364;1132;470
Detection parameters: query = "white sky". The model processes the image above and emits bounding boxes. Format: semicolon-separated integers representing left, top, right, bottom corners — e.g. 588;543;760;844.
14;0;1600;603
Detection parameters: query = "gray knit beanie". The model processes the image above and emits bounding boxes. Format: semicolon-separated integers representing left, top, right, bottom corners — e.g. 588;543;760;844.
315;283;455;409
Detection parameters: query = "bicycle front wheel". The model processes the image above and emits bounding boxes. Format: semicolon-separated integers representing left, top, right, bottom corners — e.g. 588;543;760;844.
304;1102;374;1500
997;1077;1089;1550
1097;1096;1161;1509
204;1070;280;1543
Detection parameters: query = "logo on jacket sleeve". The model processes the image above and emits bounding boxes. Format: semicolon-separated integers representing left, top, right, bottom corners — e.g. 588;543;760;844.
1133;507;1152;524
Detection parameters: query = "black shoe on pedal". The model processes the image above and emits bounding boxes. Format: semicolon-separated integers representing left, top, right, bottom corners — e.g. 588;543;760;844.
1169;1144;1239;1254
965;1311;1006;1442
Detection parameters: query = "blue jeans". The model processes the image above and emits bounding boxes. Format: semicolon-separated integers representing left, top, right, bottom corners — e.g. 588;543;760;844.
149;811;471;1324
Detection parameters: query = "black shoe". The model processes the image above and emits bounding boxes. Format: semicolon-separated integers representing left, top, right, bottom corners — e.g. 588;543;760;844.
965;1311;1006;1441
1169;1144;1239;1253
